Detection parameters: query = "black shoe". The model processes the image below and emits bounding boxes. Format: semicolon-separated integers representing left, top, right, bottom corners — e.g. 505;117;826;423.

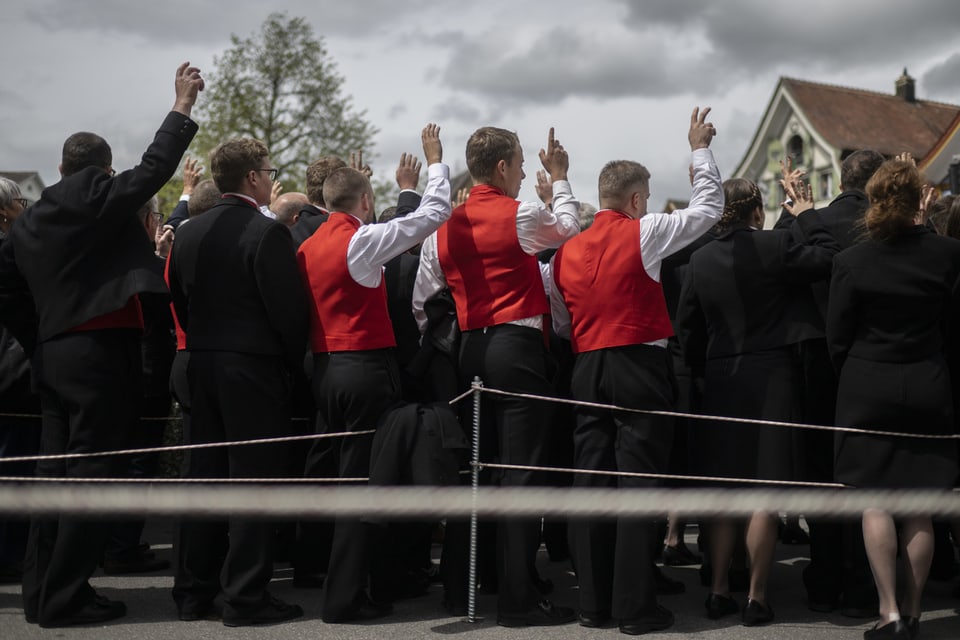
662;542;702;566
705;593;738;619
223;596;303;627
292;572;325;589
323;594;393;623
654;566;685;595
864;620;911;639
497;598;576;627
903;616;919;639
619;604;674;635
178;600;219;622
742;598;774;626
38;595;127;628
577;609;611;628
102;554;170;575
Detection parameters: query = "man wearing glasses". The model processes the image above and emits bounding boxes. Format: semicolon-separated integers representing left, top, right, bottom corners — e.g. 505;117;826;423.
166;138;309;627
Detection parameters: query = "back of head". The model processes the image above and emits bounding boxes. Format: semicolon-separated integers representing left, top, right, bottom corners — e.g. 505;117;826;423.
61;132;112;177
597;160;650;210
841;150;885;192
465;127;519;183
0;177;22;209
273;192;309;226
210;138;269;194
719;178;762;230
578;202;598;230
322;167;370;213
927;194;956;236
863;159;922;243
135;195;159;224
188;179;222;217
306;156;347;206
378;206;399;224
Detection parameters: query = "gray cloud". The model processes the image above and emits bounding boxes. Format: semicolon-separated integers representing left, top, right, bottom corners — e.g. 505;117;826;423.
922;53;960;101
431;96;482;124
387;102;407;120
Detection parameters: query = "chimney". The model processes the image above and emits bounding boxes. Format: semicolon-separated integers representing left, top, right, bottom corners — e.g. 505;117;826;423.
896;67;915;102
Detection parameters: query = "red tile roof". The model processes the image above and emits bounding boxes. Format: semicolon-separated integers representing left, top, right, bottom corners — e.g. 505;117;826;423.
782;78;960;158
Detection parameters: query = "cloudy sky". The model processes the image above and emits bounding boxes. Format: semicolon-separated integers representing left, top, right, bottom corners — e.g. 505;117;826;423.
2;0;959;209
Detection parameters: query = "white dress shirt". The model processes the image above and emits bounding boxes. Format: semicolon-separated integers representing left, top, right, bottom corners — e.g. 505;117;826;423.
413;180;580;333
347;162;452;287
550;148;723;344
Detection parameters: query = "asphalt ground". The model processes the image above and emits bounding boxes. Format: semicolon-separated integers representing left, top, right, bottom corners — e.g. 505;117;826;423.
2;520;959;639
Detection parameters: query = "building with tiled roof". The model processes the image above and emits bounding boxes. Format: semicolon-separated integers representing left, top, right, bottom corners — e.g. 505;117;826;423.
735;70;960;227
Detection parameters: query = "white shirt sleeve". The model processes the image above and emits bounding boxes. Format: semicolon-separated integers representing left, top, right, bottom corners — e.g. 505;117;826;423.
549;254;571;339
638;148;722;282
347;163;452;288
516;180;580;254
412;231;447;334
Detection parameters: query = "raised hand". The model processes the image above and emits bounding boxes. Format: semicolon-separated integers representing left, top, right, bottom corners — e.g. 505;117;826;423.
396;152;423;190
270;180;283;209
350;150;373;178
534;169;553;206
782;176;814;217
688;106;716;151
453;186;470;208
421;123;443;166
173;61;204;116
538;127;568;181
155;225;174;259
896;151;916;167
182;157;203;196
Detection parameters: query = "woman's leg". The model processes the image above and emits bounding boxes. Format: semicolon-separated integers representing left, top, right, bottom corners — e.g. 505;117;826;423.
899;516;934;619
862;508;900;624
745;511;778;604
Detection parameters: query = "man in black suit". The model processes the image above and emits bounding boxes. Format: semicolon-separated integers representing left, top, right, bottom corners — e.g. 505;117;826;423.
0;62;203;627
167;138;309;626
774;149;884;617
290;156;345;247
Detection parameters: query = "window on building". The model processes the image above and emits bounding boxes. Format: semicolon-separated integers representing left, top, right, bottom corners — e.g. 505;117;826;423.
819;171;833;200
787;135;804;167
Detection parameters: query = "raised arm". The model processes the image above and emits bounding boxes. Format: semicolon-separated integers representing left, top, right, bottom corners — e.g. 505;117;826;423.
517;127;580;254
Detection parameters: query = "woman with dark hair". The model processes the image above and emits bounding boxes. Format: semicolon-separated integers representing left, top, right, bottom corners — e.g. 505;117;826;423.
677;177;839;626
828;159;960;640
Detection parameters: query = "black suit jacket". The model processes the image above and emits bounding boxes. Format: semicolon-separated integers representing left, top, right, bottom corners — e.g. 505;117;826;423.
167;197;308;370
0;111;197;344
290;203;329;249
774;189;869;322
677;210;840;368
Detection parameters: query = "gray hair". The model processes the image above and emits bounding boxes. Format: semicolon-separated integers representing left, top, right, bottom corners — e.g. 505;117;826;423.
136;195;160;223
0;177;22;209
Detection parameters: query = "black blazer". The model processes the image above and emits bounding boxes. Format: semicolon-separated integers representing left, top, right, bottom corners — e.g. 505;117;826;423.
677;210;840;368
167;198;308;370
290;203;329;249
1;111;197;343
827;226;960;371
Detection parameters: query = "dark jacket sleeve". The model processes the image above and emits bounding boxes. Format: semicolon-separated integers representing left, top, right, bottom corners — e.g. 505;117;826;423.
777;209;841;284
254;223;309;369
166;198;190;230
395;190;423;218
675;258;708;372
825;256;857;372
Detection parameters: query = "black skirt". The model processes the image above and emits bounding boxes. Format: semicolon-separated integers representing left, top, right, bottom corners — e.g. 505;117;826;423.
691;347;804;484
834;354;957;489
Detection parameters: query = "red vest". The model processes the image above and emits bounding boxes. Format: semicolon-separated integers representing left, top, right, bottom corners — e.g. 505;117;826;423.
553;209;673;353
437;184;548;331
297;213;396;352
67;295;143;333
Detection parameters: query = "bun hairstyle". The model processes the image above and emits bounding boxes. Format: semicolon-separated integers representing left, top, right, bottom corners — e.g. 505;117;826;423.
719;178;762;230
864;160;922;243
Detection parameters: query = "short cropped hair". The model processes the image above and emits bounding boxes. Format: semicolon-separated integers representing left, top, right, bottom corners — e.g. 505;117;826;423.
465;127;519;183
597;160;651;209
0;177;22;209
188;179;222;218
306;156;347;206
61;132;112;177
210;138;269;193
322;167;371;213
841;150;885;192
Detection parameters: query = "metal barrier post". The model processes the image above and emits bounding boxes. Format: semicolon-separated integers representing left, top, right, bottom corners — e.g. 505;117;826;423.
466;376;483;623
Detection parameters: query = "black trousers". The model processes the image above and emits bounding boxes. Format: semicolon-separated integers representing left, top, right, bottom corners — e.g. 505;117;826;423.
22;329;141;624
567;344;676;620
172;350;294;616
459;324;555;615
0;379;40;571
313;349;400;622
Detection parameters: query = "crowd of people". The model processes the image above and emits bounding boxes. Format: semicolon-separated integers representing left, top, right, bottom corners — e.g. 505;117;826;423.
0;61;959;639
